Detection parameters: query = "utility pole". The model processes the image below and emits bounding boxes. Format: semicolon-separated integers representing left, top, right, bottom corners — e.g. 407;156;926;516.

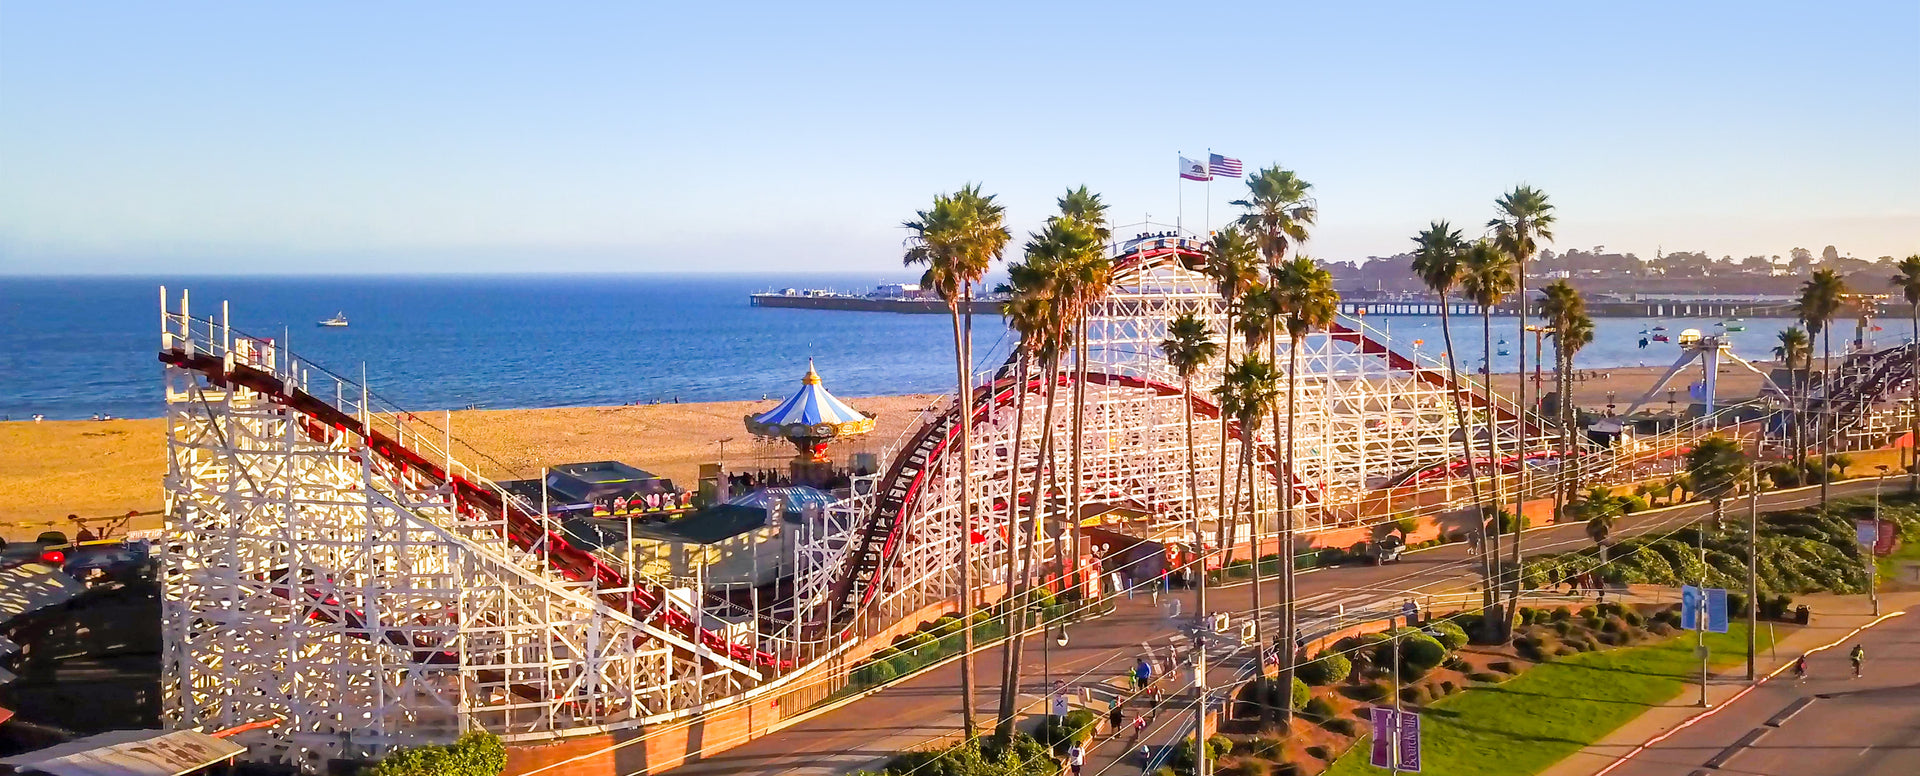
1871;466;1887;616
1192;628;1209;776
1747;468;1759;683
1698;517;1710;708
1389;609;1403;776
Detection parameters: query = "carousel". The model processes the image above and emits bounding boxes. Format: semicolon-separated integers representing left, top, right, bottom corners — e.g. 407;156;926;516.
745;360;876;485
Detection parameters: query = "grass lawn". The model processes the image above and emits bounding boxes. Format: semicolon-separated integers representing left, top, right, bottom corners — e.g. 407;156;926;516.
1327;624;1776;776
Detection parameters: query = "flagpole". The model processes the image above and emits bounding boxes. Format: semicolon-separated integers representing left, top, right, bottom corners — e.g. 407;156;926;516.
1204;148;1211;238
1177;151;1184;233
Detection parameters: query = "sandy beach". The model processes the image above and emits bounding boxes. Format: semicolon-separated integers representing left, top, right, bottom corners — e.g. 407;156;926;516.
0;362;1787;541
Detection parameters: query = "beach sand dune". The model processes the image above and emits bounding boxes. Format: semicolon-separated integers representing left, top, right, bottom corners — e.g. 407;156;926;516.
0;362;1783;540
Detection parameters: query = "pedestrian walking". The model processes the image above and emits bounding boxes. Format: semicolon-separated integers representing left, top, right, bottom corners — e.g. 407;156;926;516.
1850;644;1865;678
1792;654;1808;681
1133;657;1152;690
1067;743;1084;776
1131;713;1147;742
1108;705;1123;734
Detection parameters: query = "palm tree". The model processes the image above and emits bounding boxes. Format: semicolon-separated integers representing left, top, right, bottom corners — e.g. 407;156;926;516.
1204;229;1262;566
1211;355;1280;719
1410;222;1491;578
1584;509;1613;565
990;250;1066;740
902;184;1010;739
1458;238;1516;633
1489;185;1555;635
1049;191;1111;598
1797;269;1848;507
1267;256;1338;721
1539;280;1592;522
1232;166;1316;265
1774;326;1812;465
1159;312;1217;744
1686;436;1749;533
1891;255;1920;492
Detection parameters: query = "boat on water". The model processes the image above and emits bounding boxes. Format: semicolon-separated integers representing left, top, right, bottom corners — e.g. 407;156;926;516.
318;313;349;328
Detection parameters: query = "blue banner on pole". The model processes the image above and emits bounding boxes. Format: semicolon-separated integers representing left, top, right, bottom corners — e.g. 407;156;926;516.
1680;584;1702;631
1706;587;1730;634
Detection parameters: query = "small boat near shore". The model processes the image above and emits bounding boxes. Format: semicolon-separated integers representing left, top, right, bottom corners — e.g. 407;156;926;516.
318;313;349;328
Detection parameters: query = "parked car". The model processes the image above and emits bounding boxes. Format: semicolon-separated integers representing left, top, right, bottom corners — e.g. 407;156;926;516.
1371;535;1405;565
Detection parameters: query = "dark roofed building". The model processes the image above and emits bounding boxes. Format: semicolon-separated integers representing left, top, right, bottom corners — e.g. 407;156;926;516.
498;460;694;519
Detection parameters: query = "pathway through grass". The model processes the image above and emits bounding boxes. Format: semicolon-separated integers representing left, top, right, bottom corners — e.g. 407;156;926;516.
1327;624;1776;776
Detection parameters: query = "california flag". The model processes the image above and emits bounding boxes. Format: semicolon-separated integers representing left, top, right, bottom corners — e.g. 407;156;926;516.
1179;156;1212;181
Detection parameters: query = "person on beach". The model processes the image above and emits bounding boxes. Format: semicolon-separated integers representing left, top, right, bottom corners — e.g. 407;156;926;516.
1850;644;1864;678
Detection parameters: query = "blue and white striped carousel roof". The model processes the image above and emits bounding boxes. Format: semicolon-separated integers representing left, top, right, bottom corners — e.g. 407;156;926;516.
746;360;875;438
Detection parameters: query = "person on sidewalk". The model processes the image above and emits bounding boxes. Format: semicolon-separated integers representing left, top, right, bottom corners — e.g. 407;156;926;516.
1066;743;1084;776
1133;657;1152;690
1793;653;1809;681
1850;644;1865;678
1108;705;1123;734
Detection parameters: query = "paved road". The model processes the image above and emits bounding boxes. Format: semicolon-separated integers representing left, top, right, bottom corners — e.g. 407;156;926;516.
1608;605;1920;776
660;480;1886;776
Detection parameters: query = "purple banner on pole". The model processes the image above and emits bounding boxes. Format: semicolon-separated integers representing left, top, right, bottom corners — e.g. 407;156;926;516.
1370;707;1394;768
1397;710;1421;771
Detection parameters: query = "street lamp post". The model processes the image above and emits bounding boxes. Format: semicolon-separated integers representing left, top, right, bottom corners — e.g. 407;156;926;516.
1872;465;1888;616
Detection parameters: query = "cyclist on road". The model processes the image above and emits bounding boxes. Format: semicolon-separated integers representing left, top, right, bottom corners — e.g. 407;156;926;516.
1850;644;1865;678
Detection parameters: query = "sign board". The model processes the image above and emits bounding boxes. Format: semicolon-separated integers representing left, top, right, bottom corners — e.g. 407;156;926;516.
1858;519;1878;548
1369;707;1421;771
1680;584;1701;630
1705;587;1729;634
1050;693;1068;718
1877;519;1900;557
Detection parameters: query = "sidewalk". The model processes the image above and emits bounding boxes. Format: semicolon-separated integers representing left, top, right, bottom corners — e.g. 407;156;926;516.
1540;590;1920;776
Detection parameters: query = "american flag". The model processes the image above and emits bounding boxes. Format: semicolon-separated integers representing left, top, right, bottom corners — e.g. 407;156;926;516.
1209;153;1243;178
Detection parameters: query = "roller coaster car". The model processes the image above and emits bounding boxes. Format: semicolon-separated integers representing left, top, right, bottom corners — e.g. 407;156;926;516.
1371;535;1405;565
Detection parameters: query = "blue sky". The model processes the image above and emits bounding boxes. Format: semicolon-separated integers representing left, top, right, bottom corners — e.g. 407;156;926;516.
1;1;1914;275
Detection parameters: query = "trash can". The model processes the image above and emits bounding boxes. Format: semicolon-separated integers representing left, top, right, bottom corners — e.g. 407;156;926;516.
1794;604;1811;625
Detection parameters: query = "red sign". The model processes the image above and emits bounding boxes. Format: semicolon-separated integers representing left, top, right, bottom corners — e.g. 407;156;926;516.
1877;519;1899;557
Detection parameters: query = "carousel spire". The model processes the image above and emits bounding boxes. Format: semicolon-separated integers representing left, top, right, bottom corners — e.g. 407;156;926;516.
745;361;875;465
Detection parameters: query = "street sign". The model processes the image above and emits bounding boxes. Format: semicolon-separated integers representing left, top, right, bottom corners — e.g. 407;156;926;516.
1681;584;1701;630
1857;519;1878;548
1705;587;1729;634
1050;693;1068;718
1369;707;1421;771
1876;519;1899;556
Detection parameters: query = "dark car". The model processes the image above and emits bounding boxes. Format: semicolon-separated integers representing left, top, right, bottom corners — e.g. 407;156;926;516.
37;538;153;581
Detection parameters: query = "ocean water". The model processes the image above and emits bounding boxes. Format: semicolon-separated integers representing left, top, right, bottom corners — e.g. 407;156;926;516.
0;275;1882;421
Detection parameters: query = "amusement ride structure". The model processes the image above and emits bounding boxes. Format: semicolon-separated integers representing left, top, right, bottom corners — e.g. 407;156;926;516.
155;238;1919;768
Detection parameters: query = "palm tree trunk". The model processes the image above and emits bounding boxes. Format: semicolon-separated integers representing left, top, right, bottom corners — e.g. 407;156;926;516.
1216;308;1236;565
1071;322;1088;598
948;301;976;739
1821;328;1832;506
995;354;1030;739
1910;305;1917;493
1245;428;1266;720
1185;373;1207;633
1508;274;1528;637
1480;307;1505;636
1280;339;1301;723
1438;300;1495;612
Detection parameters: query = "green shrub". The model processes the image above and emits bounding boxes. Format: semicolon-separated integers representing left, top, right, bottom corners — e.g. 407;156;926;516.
1305;745;1330;760
1467;671;1502;683
1348;679;1392;702
1426;619;1469;651
1303;695;1336;720
362;732;504;776
1035;708;1101;751
855;659;900;687
1290;677;1311;711
1438;679;1457;695
1323;716;1359;736
1299;651;1352;685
